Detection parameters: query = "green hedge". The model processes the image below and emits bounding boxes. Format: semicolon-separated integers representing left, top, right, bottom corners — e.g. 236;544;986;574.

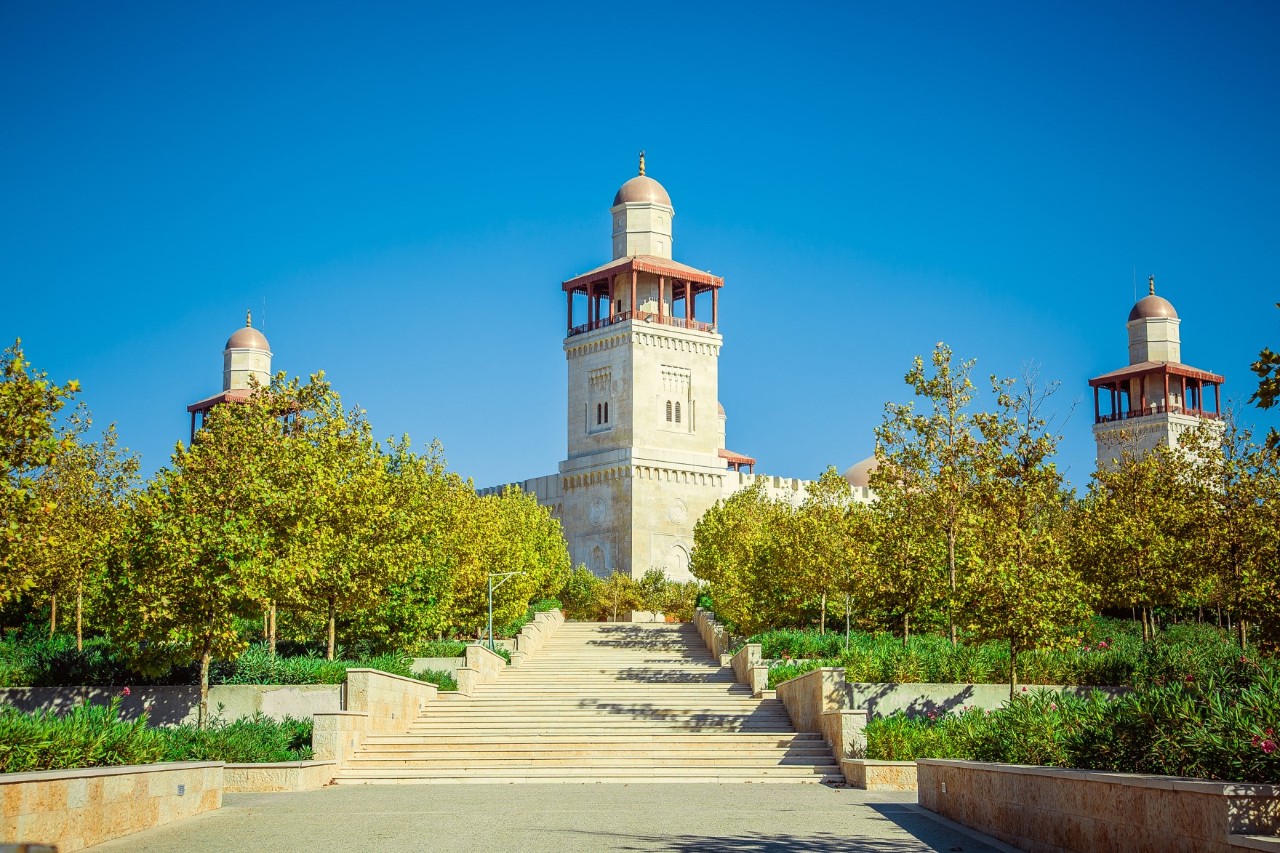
863;656;1280;784
210;645;422;685
0;698;313;773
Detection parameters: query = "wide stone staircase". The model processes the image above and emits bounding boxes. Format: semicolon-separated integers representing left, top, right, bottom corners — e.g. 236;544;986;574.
333;622;842;784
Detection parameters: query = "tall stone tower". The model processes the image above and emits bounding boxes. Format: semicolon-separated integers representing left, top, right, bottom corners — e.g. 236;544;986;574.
1088;277;1224;470
557;156;727;580
187;312;273;440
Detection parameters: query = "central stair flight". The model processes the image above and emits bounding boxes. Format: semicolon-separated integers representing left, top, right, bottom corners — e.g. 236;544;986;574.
333;621;842;784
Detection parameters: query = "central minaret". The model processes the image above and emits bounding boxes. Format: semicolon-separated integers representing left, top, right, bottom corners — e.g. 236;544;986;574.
558;156;725;580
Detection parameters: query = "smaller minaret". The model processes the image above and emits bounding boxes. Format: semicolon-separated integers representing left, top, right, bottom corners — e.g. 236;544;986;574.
610;150;675;260
223;310;272;391
1089;278;1223;470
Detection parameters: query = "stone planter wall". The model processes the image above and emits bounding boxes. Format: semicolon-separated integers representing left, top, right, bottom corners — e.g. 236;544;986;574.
222;760;337;793
510;609;564;666
457;644;507;695
693;608;733;660
1;762;222;852
0;684;341;726
840;759;918;791
729;643;768;697
846;682;1129;719
918;758;1280;853
774;666;867;765
313;669;437;765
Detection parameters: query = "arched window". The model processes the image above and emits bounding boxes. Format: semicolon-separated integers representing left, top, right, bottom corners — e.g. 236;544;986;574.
665;400;672;422
596;403;602;425
603;402;609;423
674;402;681;423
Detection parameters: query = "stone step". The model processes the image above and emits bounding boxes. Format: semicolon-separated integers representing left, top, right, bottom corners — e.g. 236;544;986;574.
362;734;824;745
332;766;841;782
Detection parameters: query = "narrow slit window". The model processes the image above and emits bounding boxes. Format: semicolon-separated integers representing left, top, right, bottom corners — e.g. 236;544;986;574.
604;402;609;423
596;403;602;425
665;400;672;422
675;402;682;423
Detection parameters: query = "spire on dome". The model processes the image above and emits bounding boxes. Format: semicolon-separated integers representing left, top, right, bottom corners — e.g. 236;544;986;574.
638;150;646;176
246;309;253;327
1149;274;1155;296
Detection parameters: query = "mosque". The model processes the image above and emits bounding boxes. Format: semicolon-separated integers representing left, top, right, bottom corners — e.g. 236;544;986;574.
477;156;874;581
185;160;1225;584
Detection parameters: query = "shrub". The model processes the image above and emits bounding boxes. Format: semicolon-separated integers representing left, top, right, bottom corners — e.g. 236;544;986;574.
0;697;165;773
210;645;421;685
0;633;193;688
413;641;467;658
416;668;458;692
159;714;313;763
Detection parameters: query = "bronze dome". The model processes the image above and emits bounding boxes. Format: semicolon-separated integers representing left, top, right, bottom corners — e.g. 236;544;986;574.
613;175;672;208
225;313;271;351
1127;294;1178;322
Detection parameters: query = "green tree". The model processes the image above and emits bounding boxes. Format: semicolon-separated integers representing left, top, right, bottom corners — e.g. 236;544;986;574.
875;344;982;644
0;339;80;602
1249;303;1280;450
1182;414;1280;648
1076;441;1199;641
109;389;285;725
559;565;601;620
595;571;640;622
867;454;945;642
28;418;139;648
966;371;1091;697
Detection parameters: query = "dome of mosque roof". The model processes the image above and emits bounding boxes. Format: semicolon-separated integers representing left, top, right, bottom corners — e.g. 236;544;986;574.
842;456;878;489
225;314;271;351
613;175;672;207
1128;294;1178;322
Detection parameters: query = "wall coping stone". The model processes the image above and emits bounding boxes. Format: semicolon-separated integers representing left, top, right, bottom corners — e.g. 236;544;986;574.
843;759;915;768
222;760;337;770
1232;834;1280;851
0;760;223;785
342;668;432;688
918;758;1280;797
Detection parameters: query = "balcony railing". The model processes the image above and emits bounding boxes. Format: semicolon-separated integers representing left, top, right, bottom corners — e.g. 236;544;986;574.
1095;404;1220;425
568;311;716;337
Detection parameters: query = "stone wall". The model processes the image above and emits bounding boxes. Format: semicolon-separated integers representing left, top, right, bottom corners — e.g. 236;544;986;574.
918;758;1280;853
457;644;507;695
693;608;733;660
730;643;767;697
1;762;222;852
312;669;437;766
0;684;341;726
840;759;917;791
774;666;866;764
222;760;336;793
846;682;1129;719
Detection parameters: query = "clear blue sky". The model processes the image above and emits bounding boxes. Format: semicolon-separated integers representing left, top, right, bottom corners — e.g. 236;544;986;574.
3;1;1277;491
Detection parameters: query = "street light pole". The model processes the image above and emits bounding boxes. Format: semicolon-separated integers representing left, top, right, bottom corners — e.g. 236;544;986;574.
487;571;522;651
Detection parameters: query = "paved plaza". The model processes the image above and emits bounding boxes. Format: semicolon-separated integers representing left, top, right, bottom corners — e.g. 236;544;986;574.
88;783;1011;852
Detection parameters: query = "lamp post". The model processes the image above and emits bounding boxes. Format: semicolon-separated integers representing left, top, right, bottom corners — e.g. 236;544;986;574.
487;571;522;651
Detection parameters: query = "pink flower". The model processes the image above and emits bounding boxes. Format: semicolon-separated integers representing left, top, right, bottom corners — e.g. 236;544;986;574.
122;686;131;697
1050;703;1058;711
1262;740;1277;755
1098;641;1109;650
1022;686;1028;692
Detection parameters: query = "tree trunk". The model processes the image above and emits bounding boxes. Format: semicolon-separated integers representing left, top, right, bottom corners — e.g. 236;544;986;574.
76;587;83;652
327;600;336;661
1140;606;1150;643
948;528;957;646
198;639;213;729
903;612;910;646
1009;643;1018;701
1238;618;1248;650
269;604;277;657
49;593;56;638
845;595;851;650
819;593;827;635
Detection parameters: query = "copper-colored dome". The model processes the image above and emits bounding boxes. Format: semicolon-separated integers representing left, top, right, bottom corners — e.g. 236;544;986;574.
613;175;672;207
1128;294;1178;322
225;325;271;352
843;456;879;489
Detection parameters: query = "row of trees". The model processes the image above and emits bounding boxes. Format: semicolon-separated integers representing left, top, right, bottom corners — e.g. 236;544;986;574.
1;341;570;722
692;344;1280;690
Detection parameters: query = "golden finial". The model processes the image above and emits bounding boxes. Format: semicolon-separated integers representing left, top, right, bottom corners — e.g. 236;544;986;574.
638;150;646;176
1148;275;1155;296
246;309;253;327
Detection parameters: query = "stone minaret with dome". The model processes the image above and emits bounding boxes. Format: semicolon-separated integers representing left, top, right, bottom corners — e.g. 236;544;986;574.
1088;277;1224;469
479;157;854;580
186;312;273;441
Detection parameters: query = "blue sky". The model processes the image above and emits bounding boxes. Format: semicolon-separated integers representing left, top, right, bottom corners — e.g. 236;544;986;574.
3;1;1277;491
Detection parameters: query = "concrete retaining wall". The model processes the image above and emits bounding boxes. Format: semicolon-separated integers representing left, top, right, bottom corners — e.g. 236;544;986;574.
846;682;1129;719
312;669;438;766
457;644;506;695
730;643;768;697
0;762;222;852
693;608;733;660
411;657;464;677
0;684;341;726
918;758;1280;853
